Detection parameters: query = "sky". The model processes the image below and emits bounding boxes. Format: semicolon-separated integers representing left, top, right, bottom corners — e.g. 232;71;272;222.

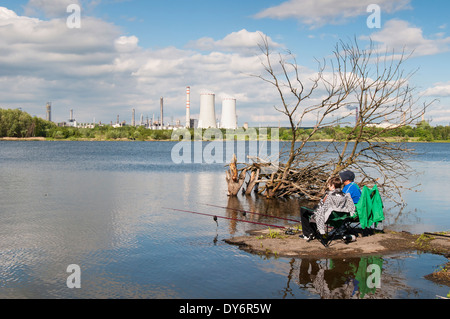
0;0;449;126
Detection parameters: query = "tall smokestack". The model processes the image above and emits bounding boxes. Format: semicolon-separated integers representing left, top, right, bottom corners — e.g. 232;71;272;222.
160;97;164;130
70;109;73;121
46;102;52;122
132;108;136;127
186;87;191;128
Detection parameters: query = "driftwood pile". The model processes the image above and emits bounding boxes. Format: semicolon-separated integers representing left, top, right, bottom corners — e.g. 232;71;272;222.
226;154;331;200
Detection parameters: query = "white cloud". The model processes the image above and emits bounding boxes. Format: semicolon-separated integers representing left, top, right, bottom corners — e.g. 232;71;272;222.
425;102;450;125
115;35;140;53
424;82;450;97
0;7;289;126
366;19;450;57
24;0;82;18
254;0;411;28
187;29;282;55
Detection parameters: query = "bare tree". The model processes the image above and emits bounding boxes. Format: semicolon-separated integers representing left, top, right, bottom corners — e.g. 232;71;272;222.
326;39;436;204
245;35;357;199
235;37;434;205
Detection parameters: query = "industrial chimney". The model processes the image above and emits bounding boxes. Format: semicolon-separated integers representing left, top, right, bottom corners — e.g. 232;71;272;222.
198;92;217;129
46;102;52;122
160;97;164;130
186;87;191;128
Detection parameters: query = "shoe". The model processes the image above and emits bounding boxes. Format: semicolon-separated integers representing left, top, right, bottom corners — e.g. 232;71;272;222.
300;234;315;241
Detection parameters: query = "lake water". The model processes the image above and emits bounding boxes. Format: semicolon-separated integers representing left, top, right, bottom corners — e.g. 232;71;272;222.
0;141;448;299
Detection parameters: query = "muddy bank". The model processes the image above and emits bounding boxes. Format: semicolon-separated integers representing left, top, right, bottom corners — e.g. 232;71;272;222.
224;229;450;259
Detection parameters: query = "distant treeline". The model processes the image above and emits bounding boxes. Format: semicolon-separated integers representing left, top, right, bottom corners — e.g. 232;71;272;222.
279;122;450;142
0;108;55;138
1;108;449;142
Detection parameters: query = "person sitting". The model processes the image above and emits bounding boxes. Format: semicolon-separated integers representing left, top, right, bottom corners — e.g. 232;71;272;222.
300;176;356;241
339;170;361;204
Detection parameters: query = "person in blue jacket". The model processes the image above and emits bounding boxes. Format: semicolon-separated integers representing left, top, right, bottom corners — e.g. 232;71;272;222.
339;170;361;204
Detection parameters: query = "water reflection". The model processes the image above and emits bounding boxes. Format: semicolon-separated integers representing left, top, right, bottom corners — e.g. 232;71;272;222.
223;194;306;229
294;257;383;299
225;196;243;235
220;195;443;299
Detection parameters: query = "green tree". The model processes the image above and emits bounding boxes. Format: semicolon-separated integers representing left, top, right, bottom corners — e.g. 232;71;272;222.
0;108;55;138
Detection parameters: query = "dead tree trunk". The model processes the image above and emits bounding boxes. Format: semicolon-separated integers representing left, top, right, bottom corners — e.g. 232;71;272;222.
226;154;247;196
245;168;260;195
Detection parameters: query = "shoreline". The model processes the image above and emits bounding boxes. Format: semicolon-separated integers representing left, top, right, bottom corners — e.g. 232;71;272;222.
0;137;47;141
224;229;450;259
1;137;449;143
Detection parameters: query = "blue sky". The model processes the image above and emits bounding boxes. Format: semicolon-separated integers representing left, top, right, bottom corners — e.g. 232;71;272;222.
1;0;449;126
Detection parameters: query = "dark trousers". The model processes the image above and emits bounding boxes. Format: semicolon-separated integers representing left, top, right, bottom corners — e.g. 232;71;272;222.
300;207;318;237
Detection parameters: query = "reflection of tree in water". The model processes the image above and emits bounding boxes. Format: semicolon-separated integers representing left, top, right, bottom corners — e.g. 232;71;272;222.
225;196;243;235
225;194;307;229
282;256;416;299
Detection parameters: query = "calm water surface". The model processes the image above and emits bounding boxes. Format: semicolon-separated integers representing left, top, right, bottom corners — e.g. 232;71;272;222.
0;141;448;299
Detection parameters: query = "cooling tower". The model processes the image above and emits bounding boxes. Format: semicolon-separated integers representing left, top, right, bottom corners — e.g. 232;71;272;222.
198;92;217;128
220;98;237;129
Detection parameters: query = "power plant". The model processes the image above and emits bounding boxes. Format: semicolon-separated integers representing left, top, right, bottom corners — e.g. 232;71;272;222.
195;90;239;129
220;97;237;129
45;86;241;130
197;92;217;129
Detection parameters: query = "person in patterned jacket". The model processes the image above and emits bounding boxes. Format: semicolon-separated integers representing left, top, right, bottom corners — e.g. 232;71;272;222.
300;176;356;241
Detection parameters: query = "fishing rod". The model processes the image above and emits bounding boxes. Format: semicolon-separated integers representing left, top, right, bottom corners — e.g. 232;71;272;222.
424;232;450;239
198;203;301;223
164;207;294;231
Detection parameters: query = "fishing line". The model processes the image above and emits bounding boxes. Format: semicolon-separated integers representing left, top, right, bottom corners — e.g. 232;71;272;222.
164;207;289;230
198;203;301;223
